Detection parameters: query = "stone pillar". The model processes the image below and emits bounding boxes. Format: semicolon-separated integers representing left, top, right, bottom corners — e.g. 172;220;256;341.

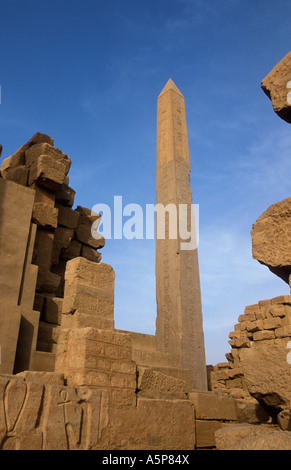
0;179;40;374
155;79;207;390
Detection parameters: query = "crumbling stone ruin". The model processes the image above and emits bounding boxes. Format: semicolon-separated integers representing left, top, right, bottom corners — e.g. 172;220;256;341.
0;53;291;450
209;51;291;449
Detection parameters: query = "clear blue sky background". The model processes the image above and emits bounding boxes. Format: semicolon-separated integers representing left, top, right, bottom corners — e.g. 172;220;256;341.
1;0;291;364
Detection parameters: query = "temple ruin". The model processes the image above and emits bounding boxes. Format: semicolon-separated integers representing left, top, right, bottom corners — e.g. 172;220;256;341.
0;55;291;450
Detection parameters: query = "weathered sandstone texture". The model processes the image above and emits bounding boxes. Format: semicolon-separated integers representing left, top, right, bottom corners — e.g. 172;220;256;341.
210;296;291;430
0;133;105;367
0;372;197;450
261;50;291;124
251;197;291;284
215;423;291;450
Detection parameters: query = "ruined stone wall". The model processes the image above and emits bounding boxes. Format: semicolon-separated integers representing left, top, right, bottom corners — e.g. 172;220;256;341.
0;371;196;450
0;133;105;372
210;295;291;429
2;127;290;450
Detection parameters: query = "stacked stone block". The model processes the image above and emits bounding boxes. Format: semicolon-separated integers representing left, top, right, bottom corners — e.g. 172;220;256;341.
189;391;239;449
56;328;137;408
210;295;291;427
229;295;291;349
0;133;105;357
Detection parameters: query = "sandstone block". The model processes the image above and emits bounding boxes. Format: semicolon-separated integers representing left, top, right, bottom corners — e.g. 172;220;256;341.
1;165;28;185
229;338;251;348
271;295;291;305
75;205;100;221
36;268;61;294
81;244;102;263
261;51;291;124
57;328;134;390
32;202;58;229
25;143;71;175
259;299;272;307
246;320;263;332
33;293;45;313
75;206;105;249
0;133;53;174
283;306;291;322
244;304;258;314
111;360;136;375
75;223;105;249
98;398;195;450
51;227;74;265
0;305;22;374
251;197;291;283
253;330;275;341
28;155;67;190
60;240;82;261
213;362;231;371
63;282;114;318
30;183;55;206
23;132;54;148
196;420;228;449
240;342;291;413
37;321;60;344
263;317;282;330
1;151;25;175
277;409;291;431
56;204;80;229
42;297;63;325
64;257;114;290
50;260;66;298
110;389;136;408
229;331;242;340
55;185;75;207
33;229;54;270
61;311;114;330
225;426;291;450
269;304;286;317
137;366;188;399
225;367;244;380
0;376;111;450
189;391;238;421
254;310;266;320
110;373;136;390
30;350;56;373
215;423;265;450
275;325;291;338
236;400;270;424
15;371;64;385
244;311;256;322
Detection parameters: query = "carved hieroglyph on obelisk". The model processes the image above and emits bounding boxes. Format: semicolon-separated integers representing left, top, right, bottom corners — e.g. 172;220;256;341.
155;79;207;390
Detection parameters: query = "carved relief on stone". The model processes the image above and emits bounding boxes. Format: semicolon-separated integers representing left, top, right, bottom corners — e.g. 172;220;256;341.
0;376;109;450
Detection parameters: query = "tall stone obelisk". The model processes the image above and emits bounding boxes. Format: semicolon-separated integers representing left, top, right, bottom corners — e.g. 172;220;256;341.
155;79;207;390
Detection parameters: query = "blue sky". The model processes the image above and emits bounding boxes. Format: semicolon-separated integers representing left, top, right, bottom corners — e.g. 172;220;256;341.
1;0;291;364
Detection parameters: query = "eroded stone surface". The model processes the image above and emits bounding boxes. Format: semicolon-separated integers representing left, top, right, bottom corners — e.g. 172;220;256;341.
215;424;291;450
251;197;291;283
240;342;291;414
261;51;291;124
